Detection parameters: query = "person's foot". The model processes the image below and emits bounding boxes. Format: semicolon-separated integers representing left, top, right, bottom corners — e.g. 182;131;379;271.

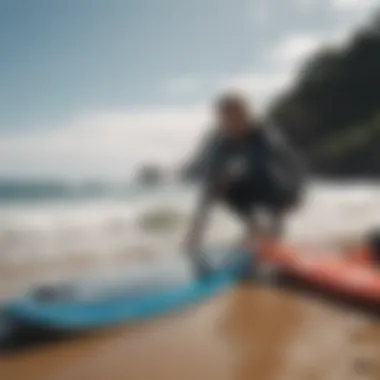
233;248;258;281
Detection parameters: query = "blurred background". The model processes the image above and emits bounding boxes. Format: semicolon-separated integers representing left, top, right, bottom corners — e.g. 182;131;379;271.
1;1;380;378
1;0;379;295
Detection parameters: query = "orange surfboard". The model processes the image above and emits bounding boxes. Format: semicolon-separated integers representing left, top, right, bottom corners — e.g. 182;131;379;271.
258;241;380;303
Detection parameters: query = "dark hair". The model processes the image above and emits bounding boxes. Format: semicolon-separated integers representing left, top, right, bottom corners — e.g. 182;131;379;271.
216;91;251;113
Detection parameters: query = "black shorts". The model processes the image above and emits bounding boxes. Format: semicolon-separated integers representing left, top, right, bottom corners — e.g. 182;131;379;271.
222;177;301;221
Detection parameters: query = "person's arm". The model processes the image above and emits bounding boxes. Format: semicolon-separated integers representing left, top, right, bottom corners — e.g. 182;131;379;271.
184;132;226;251
184;185;214;251
265;125;306;194
185;129;219;180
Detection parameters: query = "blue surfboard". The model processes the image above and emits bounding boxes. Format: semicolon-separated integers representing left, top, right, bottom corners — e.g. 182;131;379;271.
3;249;251;331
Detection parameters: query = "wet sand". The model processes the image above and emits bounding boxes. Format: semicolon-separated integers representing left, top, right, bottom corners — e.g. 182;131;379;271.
2;285;380;380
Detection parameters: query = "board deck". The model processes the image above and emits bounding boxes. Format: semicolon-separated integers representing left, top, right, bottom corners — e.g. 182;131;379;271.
3;249;251;330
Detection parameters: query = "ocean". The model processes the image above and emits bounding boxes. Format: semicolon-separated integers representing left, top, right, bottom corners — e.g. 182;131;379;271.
0;181;379;299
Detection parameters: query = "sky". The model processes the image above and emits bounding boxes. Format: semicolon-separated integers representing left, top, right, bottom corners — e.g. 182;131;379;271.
0;0;379;180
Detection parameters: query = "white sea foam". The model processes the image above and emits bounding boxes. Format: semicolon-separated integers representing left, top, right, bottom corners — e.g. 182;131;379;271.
0;182;379;266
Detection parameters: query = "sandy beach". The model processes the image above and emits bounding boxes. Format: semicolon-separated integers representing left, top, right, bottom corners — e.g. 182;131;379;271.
2;284;380;380
1;184;380;379
1;0;379;375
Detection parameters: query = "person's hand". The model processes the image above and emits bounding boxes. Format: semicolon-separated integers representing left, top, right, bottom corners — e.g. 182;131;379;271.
184;222;203;253
184;233;198;252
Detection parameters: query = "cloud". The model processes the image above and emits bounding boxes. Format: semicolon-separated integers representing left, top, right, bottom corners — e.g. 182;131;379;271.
0;68;297;180
272;34;323;68
270;27;356;71
226;29;358;112
164;75;203;97
218;37;325;110
3;0;377;180
331;0;379;11
251;2;273;27
0;67;299;180
293;0;319;12
0;106;210;180
0;32;334;181
219;72;293;110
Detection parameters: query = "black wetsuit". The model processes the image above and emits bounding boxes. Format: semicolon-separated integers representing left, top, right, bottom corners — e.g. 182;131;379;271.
191;122;305;221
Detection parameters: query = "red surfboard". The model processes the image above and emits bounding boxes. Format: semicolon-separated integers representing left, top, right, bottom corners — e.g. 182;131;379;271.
258;241;380;303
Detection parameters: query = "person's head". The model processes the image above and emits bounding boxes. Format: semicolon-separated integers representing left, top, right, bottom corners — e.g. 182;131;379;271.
215;91;254;138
